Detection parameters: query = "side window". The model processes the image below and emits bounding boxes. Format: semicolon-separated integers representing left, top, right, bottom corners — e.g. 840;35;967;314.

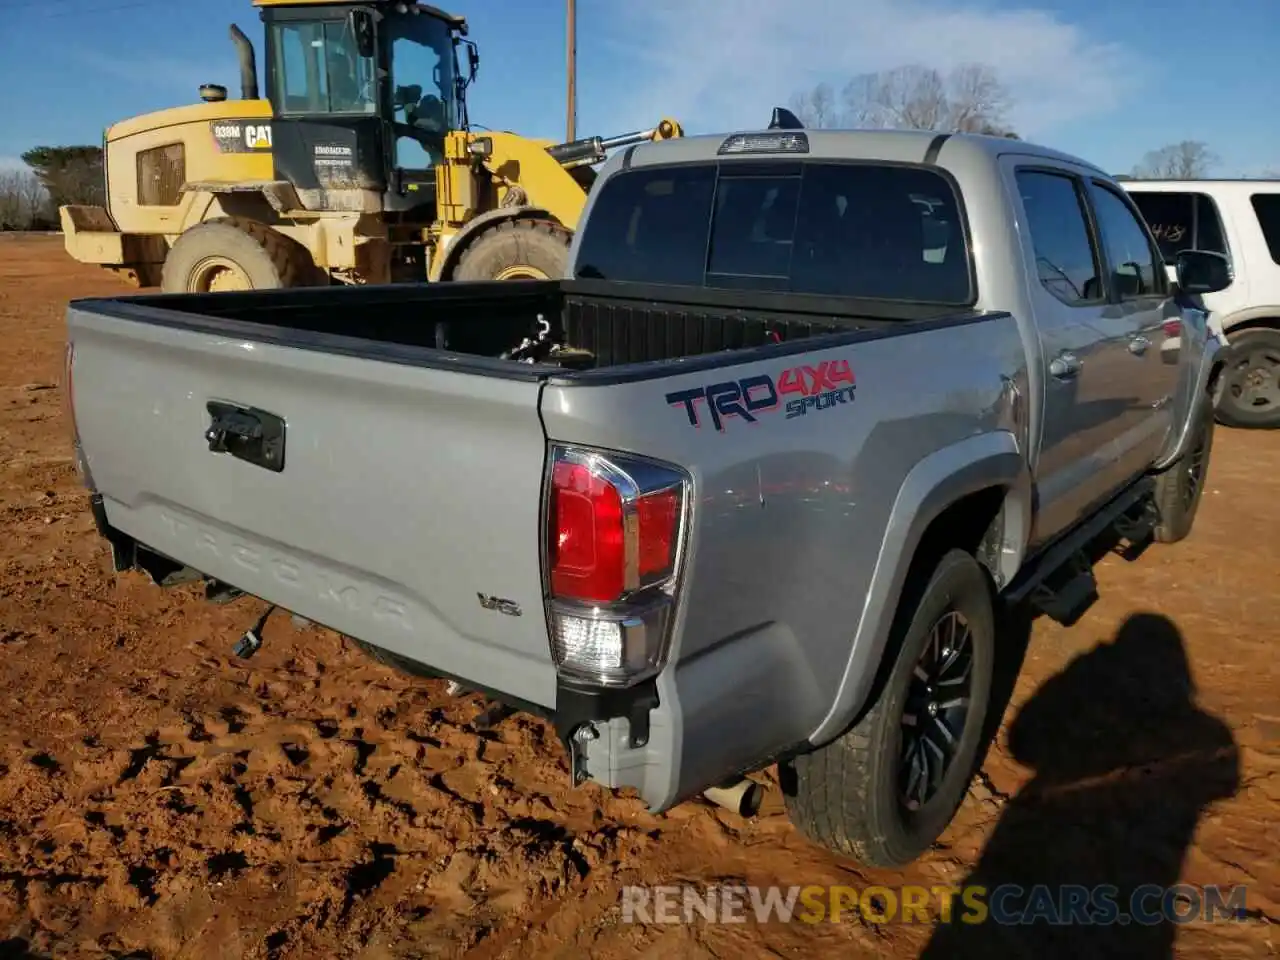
1015;170;1102;305
573;165;717;285
273;22;328;113
1194;194;1230;258
270;21;375;115
1128;190;1230;262
1128;191;1194;262
1250;193;1280;265
1088;182;1162;299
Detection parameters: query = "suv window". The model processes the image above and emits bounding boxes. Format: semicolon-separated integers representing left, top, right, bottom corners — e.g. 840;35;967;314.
574;161;972;303
1088;182;1163;299
1128;191;1229;262
1015;170;1102;305
1250;193;1280;264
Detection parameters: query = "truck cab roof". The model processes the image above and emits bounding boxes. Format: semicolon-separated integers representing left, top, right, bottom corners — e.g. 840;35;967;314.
606;127;1109;180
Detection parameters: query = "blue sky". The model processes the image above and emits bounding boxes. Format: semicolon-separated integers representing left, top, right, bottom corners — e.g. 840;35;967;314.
0;0;1276;177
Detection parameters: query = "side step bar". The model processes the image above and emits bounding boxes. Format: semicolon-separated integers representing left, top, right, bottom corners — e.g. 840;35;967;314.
1005;477;1156;625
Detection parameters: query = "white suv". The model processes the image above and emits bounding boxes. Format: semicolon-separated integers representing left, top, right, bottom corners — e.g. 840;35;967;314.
1123;179;1280;428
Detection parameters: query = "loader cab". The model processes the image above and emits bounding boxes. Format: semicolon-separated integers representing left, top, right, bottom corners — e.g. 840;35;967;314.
257;1;474;214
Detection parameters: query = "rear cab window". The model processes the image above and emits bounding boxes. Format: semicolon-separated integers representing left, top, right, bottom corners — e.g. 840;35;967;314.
574;160;973;305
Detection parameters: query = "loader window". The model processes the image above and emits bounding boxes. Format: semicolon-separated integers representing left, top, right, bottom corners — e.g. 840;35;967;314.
386;13;457;170
270;20;376;115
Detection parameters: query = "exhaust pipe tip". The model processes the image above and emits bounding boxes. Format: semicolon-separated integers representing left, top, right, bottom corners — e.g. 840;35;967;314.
702;778;763;818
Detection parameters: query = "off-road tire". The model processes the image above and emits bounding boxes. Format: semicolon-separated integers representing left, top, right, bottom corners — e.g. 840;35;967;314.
451;218;573;282
1153;395;1215;543
783;549;995;868
1215;327;1280;429
160;217;311;293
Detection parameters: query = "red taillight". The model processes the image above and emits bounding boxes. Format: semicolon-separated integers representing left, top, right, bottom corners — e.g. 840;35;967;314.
549;460;626;602
545;445;688;686
636;488;680;579
547;450;685;604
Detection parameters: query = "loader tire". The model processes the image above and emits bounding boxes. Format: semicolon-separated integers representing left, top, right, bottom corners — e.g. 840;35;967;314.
1152;394;1214;543
782;549;995;868
161;217;311;293
452;218;572;282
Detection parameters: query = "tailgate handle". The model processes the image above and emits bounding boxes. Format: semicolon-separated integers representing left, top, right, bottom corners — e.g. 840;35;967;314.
205;401;286;473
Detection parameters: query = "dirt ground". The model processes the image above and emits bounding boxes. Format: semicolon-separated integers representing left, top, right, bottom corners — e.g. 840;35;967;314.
0;233;1276;959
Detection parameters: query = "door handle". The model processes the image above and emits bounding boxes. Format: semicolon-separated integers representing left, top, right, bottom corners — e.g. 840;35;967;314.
206;400;286;472
1049;352;1081;380
1128;336;1150;356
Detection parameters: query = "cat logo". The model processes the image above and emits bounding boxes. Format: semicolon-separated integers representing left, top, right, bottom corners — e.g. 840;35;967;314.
243;124;273;149
209;120;273;153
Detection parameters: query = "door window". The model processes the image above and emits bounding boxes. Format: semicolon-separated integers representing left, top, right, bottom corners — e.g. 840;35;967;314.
1088;183;1164;300
1014;170;1103;305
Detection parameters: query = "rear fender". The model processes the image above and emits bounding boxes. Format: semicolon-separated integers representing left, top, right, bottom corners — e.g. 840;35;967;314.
809;430;1031;746
1153;318;1223;471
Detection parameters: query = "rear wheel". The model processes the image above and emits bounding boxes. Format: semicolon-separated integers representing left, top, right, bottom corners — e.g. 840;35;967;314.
452;218;573;282
161;217;310;293
782;549;995;867
1216;327;1280;428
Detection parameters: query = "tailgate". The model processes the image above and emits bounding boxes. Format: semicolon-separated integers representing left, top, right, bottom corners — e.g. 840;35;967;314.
67;306;557;708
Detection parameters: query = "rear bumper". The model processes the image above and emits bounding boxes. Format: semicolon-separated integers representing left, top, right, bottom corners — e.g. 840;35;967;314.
85;499;672;799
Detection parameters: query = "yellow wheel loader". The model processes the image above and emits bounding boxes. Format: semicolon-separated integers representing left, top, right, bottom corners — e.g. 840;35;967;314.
59;1;683;292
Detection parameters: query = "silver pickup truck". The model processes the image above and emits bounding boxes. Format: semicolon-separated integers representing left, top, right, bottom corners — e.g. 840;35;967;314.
64;120;1229;868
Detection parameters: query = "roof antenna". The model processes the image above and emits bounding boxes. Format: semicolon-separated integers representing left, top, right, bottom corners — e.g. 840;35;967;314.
768;107;804;130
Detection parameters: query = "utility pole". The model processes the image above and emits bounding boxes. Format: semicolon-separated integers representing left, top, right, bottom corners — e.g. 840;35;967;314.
566;0;577;141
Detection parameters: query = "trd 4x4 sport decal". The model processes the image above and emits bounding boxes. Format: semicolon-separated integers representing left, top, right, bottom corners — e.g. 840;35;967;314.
665;359;856;432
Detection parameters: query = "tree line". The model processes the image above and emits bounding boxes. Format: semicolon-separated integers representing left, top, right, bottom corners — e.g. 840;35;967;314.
0;146;104;231
789;64;1272;180
1;87;1275;231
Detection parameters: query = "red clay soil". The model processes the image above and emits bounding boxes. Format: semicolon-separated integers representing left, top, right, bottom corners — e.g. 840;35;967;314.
0;234;1276;959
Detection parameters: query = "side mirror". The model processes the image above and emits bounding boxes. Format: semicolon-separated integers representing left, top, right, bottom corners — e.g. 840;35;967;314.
348;10;375;58
466;42;479;82
1175;249;1232;295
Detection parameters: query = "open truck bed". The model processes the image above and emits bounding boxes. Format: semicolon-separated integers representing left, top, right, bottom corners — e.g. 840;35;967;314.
66;278;996;712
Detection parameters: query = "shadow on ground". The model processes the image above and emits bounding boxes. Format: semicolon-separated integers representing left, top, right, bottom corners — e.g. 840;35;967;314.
922;611;1241;959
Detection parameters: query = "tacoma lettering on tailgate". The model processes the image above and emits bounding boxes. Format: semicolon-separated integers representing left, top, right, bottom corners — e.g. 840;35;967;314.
158;510;413;631
665;359;856;432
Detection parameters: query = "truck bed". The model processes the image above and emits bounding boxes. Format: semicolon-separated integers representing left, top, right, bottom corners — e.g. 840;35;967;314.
66;279;1006;714
80;278;980;376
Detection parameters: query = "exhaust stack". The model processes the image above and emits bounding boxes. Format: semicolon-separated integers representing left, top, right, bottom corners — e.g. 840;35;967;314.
229;24;259;100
